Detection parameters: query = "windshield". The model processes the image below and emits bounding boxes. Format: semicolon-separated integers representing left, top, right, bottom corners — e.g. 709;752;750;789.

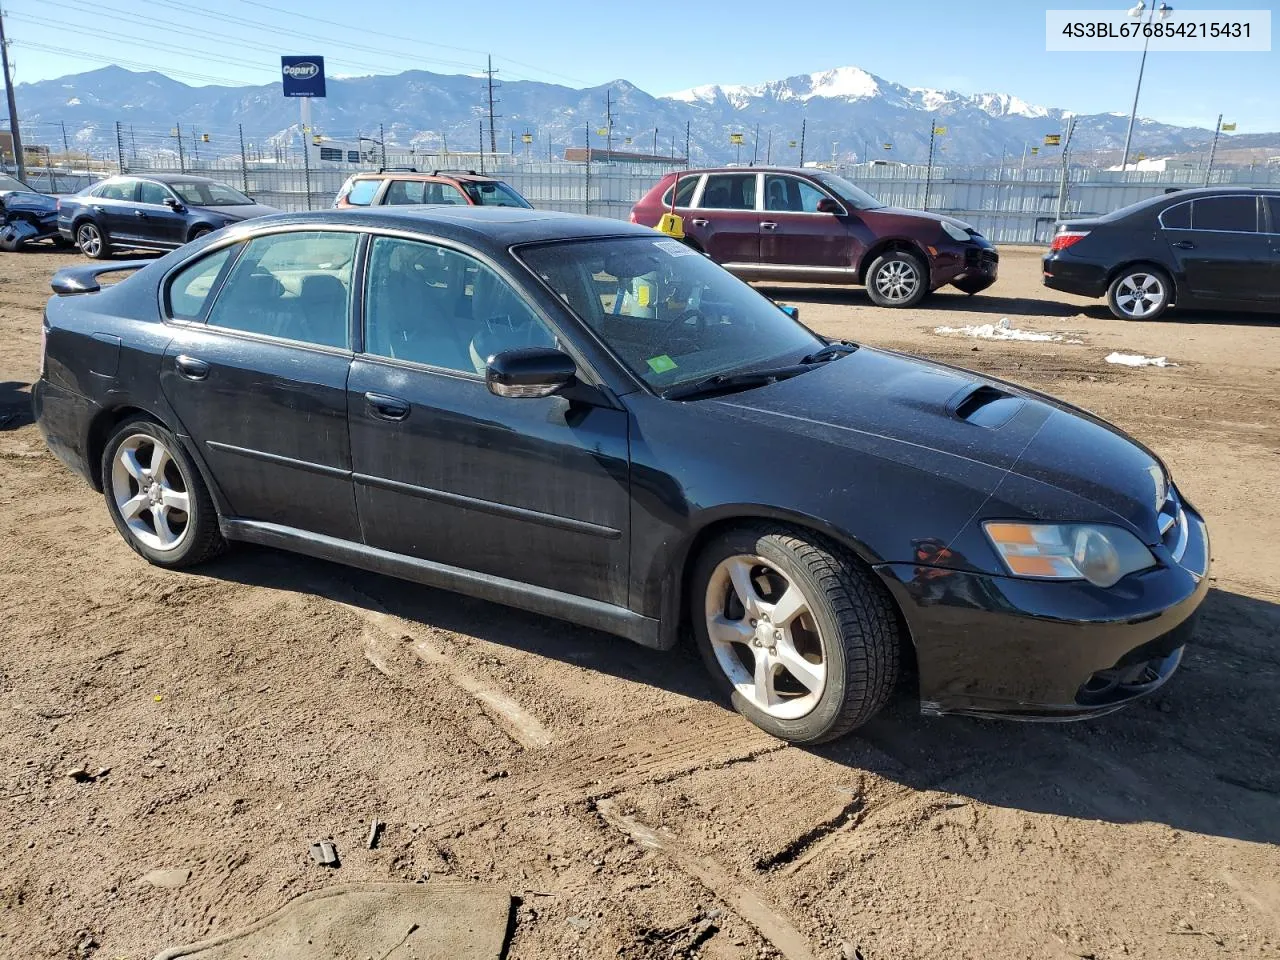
0;175;36;194
170;181;254;207
462;181;532;208
809;172;884;211
518;236;823;393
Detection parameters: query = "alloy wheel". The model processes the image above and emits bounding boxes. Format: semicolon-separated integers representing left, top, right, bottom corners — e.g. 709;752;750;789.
1115;273;1166;318
874;259;920;303
703;555;828;720
110;434;191;552
77;224;102;257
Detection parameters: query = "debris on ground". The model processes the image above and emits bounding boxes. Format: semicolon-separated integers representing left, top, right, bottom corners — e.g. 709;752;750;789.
140;868;191;890
309;841;340;867
1105;351;1176;367
367;819;383;850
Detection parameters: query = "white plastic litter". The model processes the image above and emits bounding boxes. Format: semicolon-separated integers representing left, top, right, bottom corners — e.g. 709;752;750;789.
934;317;1065;343
1105;352;1176;368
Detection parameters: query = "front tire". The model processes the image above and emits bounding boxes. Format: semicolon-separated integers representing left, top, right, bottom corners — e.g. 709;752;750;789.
189;226;213;243
691;525;901;744
76;221;109;260
101;417;225;568
1107;266;1172;321
865;250;929;308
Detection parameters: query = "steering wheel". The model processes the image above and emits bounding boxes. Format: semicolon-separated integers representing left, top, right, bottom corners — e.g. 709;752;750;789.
658;307;707;355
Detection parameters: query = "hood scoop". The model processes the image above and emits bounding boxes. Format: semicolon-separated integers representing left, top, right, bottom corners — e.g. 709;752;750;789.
949;383;1024;429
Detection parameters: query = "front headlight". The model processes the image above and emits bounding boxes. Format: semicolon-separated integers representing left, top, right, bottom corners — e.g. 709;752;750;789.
983;522;1156;588
941;221;971;243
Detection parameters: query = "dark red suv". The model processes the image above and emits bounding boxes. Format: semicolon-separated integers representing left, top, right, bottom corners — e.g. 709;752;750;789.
630;167;998;307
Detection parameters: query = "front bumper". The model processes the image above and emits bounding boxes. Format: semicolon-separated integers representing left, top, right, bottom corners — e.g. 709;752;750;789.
931;241;999;293
876;504;1209;720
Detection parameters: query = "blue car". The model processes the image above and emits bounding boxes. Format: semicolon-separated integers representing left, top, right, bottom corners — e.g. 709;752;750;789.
57;173;279;259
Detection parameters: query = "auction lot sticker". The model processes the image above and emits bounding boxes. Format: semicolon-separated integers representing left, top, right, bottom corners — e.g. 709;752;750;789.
1046;9;1271;50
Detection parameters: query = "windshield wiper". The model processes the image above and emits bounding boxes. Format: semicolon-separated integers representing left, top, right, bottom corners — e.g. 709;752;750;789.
801;340;859;364
662;364;811;401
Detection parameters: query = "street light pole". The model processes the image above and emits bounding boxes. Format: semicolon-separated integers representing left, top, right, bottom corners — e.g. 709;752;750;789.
1119;1;1173;171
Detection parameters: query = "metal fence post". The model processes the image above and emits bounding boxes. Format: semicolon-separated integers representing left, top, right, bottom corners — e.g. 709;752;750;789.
379;123;387;169
115;121;126;173
302;130;313;211
176;122;186;173
1055;116;1076;223
236;124;249;193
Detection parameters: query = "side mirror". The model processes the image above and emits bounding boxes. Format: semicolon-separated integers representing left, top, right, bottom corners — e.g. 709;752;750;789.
164;197;185;211
815;198;842;214
778;304;800;320
486;347;576;399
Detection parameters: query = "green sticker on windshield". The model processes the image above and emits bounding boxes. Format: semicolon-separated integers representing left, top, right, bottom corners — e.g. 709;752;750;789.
647;354;678;375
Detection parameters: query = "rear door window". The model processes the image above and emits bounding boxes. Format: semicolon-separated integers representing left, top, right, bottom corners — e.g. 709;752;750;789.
343;179;380;206
383;180;427;204
167;244;240;321
661;176;701;208
1192;196;1258;232
697;174;757;211
97;179;138;201
1267;197;1280;233
138;181;172;206
1159;201;1191;230
763;175;836;213
206;231;358;349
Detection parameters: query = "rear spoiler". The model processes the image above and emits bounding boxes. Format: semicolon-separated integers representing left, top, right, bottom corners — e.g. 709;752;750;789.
50;260;153;296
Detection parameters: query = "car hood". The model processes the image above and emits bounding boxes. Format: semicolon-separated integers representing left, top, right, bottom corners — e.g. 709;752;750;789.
1;191;58;216
703;347;1164;542
870;206;975;232
194;202;280;221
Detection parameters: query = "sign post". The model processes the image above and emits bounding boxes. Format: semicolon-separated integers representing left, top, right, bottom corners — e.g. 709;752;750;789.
281;57;325;210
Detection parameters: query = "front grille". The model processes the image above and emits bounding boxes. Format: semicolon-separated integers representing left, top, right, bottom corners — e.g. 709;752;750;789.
964;248;999;268
1158;485;1188;562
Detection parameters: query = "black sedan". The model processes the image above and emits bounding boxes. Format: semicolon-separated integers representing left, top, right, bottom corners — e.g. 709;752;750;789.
56;174;279;259
1044;187;1280;320
34;207;1209;743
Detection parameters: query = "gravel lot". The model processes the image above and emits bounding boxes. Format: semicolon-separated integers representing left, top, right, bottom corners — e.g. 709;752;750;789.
1;244;1277;960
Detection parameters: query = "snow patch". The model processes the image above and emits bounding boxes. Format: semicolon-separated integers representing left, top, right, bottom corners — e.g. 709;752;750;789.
910;87;956;112
664;84;721;103
1105;352;1176;367
805;67;879;101
934;317;1074;343
972;92;1049;119
66;97;82;106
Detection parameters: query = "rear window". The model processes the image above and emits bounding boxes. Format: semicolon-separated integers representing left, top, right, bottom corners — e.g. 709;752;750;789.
1159;201;1191;230
460;180;532;208
344;179;380;207
167;244;239;321
661;176;700;208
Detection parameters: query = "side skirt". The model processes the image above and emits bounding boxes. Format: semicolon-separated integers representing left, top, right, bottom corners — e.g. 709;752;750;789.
220;518;665;649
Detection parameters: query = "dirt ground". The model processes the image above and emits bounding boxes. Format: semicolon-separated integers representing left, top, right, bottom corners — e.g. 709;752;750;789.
1;244;1278;960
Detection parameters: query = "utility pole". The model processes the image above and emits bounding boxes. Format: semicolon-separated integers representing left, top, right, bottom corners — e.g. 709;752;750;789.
799;118;806;166
1203;113;1223;186
0;6;26;181
130;124;137;164
1055;115;1077;222
752;122;759;165
485;55;500;154
924;117;937;211
652;126;658;157
379;122;387;168
604;87;613;158
684;120;690;165
59;120;69;155
175;121;185;172
238;123;249;193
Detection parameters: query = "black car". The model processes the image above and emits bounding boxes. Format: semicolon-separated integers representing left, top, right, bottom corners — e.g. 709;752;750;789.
56;174;279;259
1043;187;1280;320
34;208;1209;743
0;174;62;251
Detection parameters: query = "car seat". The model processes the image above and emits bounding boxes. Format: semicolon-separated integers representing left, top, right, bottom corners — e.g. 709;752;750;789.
766;179;787;211
294;274;349;347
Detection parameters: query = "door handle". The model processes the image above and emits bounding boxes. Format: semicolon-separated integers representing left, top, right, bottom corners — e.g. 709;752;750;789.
135;210;147;218
1172;240;1195;250
760;221;778;230
174;355;209;381
690;218;709;227
365;392;410;422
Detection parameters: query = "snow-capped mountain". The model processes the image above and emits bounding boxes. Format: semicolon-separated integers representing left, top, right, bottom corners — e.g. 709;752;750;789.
11;63;1262;166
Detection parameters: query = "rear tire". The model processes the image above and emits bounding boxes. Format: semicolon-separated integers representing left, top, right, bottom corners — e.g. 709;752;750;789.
101;417;225;568
865;250;929;308
691;524;901;744
76;220;109;260
1107;265;1172;321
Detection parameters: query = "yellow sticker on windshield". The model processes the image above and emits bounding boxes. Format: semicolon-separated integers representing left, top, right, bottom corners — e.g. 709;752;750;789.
647;355;678;374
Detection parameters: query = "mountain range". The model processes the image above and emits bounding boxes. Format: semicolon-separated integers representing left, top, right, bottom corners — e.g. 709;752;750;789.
13;63;1276;165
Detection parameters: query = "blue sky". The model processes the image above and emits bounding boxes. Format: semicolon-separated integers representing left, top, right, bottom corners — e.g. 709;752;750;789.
3;0;1276;131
